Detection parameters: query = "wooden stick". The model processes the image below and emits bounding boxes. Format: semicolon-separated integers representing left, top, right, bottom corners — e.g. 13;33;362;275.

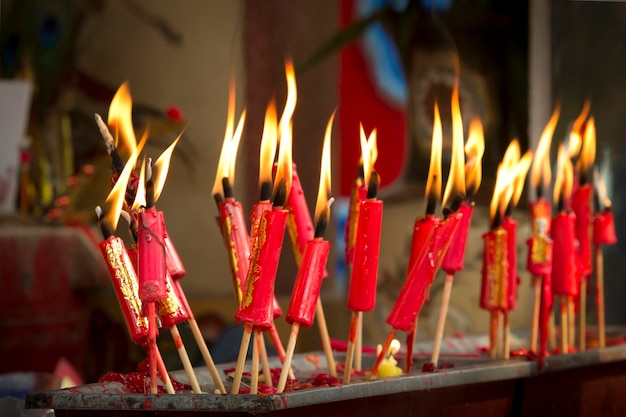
596;245;606;348
250;329;260;394
370;328;396;378
405;316;418;374
147;302;158;394
342;311;359;384
560;296;568;354
530;276;542;352
431;273;455;366
579;278;587;351
355;311;363;371
230;322;253;394
568;296;575;351
187;318;226;394
268;323;295;380
154;344;175;394
169;325;202;393
503;310;510;359
277;323;300;393
489;311;498;358
259;334;273;387
548;311;557;352
315;298;336;377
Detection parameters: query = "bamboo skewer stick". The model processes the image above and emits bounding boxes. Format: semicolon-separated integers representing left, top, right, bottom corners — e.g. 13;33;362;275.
431;273;455;365
187;317;226;394
169;325;202;393
560;296;568;353
147;302;158;394
548;312;557;351
342;311;359;384
568;296;575;350
405;317;418;373
530;276;542;352
596;246;606;348
355;312;363;371
503;310;511;359
277;323;300;393
155;345;175;394
259;335;273;387
250;329;261;394
579;279;587;351
231;323;253;394
315;298;336;377
268;323;295;380
489;311;498;358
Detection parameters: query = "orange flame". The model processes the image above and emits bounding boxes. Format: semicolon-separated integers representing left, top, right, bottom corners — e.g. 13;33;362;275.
368;128;378;168
131;157;147;212
273;59;297;198
359;124;378;187
510;151;534;208
274;119;293;199
104;149;139;231
212;73;237;198
442;82;466;208
228;109;247;187
594;168;611;209
568;99;590;158
502;140;521;170
315;112;334;226
530;104;560;192
465;118;485;196
108;82;137;158
490;161;509;224
153;130;184;203
425;102;442;203
578;116;596;181
553;143;574;207
259;98;278;187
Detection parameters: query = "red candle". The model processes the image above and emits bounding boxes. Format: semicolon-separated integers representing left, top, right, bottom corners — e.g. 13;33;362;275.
502;217;519;310
137;207;167;302
526;233;553;276
551;212;579;297
235;208;288;330
480;228;509;312
219;198;251;306
406;215;438;277
345;177;368;265
441;202;474;273
99;236;149;344
572;184;593;275
386;212;462;331
163;225;186;279
286;239;331;328
593;209;617;245
284;164;315;265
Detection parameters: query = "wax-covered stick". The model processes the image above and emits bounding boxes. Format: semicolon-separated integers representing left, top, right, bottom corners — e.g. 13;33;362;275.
551;212;579;298
284;164;314;265
572;184;593;276
345;174;367;265
137;208;167;302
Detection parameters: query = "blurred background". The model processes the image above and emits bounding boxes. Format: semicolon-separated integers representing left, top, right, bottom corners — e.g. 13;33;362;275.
0;0;624;388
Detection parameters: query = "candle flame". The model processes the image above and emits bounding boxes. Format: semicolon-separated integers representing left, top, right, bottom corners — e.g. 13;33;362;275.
212;73;238;198
510;151;533;208
442;82;466;208
315;112;334;226
273;59;297;198
578;116;596;181
108;82;137;157
503;139;521;169
594;167;611;209
153;130;183;203
131;157;147;211
425;102;442;204
274;119;293;199
104;149;139;231
359;124;378;187
465;118;485;196
553;143;573;207
259;98;278;187
530;104;560;191
568;99;590;158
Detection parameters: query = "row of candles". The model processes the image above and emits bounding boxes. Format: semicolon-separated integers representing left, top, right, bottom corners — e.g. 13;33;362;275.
92;60;616;395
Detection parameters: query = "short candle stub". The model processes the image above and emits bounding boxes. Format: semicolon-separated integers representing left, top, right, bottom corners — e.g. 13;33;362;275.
96;206;113;240
273;178;287;207
367;172;380;199
260;181;272;202
222;177;234;199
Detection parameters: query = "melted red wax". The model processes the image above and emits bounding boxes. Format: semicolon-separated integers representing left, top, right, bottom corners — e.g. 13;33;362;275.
420;361;454;373
99;360;191;394
223;367;343;394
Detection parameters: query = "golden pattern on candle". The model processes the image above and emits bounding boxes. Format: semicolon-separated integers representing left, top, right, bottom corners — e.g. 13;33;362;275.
484;229;508;308
157;275;181;320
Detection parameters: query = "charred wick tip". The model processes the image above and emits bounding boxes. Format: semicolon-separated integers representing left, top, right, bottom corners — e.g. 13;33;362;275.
426;197;437;216
504;203;513;217
357;163;365;180
314;210;328;239
222;177;234;199
451;195;464;212
491;208;502;230
273;179;287;207
213;193;224;207
96;207;113;240
367;172;379;199
260;181;272;201
536;185;543;200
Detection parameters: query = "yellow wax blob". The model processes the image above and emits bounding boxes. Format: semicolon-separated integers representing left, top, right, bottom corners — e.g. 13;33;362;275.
376;339;403;378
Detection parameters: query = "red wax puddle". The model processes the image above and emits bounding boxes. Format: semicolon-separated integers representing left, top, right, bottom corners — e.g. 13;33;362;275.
421;361;454;373
99;371;191;394
224;367;343;394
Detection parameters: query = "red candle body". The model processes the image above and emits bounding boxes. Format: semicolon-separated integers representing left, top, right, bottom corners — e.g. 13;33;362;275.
236;209;288;330
538;272;553;357
442;202;473;273
502;217;519;311
551;212;579;296
285;165;315;266
250;201;283;319
345;178;368;265
99;237;149;345
530;198;552;235
406;215;438;278
386;212;462;331
526;235;553;276
480;228;509;312
219;198;251;306
572;184;593;275
138;208;167;302
286;239;331;328
163;224;186;280
593;210;617;245
347;199;383;312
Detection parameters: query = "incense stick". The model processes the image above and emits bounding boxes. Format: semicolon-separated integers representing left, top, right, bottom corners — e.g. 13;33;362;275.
259;335;273;388
277;323;300;393
431;273;455;365
155;344;175;394
343;311;359;384
187;317;226;394
560;296;568;353
579;278;587;351
169;325;202;393
315;298;336;377
355;312;363;371
596;245;606;348
231;322;253;394
251;329;261;394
